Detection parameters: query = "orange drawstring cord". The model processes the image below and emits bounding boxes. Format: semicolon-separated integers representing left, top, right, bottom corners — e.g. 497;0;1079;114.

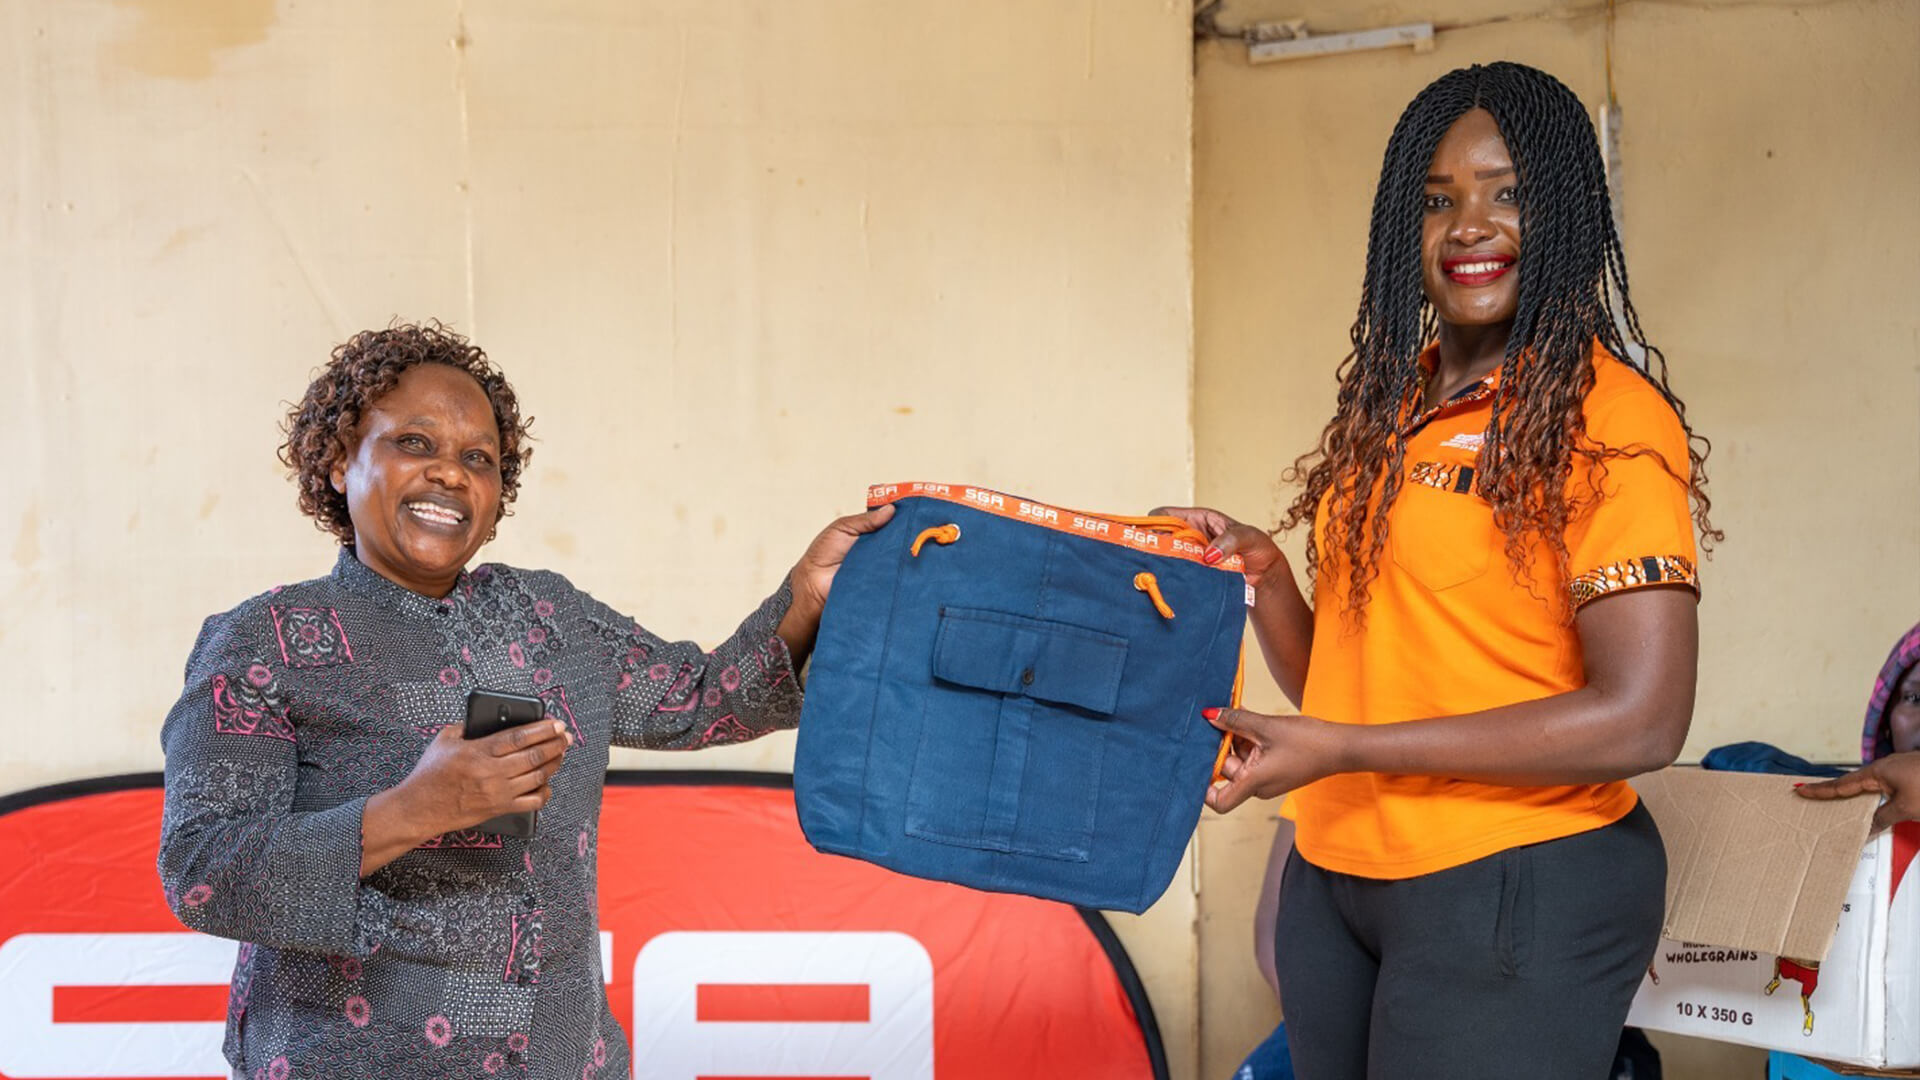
910;523;961;557
1212;731;1236;786
1133;572;1175;619
1212;639;1248;785
1125;571;1244;785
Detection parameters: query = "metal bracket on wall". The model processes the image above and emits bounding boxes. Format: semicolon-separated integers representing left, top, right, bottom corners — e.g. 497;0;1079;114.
1194;2;1436;65
1247;22;1435;64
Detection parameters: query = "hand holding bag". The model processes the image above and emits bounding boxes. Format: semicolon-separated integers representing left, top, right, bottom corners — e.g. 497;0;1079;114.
795;483;1248;913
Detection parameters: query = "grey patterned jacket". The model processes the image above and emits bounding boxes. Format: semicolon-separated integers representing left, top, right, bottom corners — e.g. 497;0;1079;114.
158;547;801;1079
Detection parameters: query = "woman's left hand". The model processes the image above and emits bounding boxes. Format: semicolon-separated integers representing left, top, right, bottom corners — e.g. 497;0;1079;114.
1203;707;1352;813
778;504;896;659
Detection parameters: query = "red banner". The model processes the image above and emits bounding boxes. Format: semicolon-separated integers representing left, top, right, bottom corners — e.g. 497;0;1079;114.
0;774;1165;1080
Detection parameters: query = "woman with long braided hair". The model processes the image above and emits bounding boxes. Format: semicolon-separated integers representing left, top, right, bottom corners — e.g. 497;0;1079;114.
1162;63;1718;1076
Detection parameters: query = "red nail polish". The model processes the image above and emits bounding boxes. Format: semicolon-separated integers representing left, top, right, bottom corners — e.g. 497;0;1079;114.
1202;548;1223;565
1793;782;1806;788
1202;707;1220;720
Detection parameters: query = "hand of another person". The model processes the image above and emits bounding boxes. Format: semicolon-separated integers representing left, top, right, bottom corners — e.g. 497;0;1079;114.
779;504;896;658
1795;751;1920;833
396;720;573;836
1150;505;1287;585
1203;706;1350;813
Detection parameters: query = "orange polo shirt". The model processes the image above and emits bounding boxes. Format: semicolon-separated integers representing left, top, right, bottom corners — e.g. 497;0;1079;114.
1290;343;1700;879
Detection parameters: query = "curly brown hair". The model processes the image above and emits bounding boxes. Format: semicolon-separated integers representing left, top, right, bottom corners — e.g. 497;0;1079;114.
1281;63;1719;622
279;322;534;544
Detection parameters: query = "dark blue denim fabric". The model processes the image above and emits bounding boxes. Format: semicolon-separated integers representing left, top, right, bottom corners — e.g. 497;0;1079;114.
795;494;1246;913
1700;741;1847;778
1231;1023;1296;1080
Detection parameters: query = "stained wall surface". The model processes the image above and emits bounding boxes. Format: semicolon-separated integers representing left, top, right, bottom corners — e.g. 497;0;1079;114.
1;0;1209;1073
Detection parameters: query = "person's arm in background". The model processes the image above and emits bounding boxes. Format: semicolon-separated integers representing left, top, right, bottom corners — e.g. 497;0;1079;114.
1796;752;1920;832
1252;815;1296;1002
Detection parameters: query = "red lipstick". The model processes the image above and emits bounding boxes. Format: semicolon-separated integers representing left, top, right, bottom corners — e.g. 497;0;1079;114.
1441;254;1516;286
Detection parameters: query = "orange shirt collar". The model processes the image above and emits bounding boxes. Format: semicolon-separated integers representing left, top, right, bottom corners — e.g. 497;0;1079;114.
1405;343;1502;435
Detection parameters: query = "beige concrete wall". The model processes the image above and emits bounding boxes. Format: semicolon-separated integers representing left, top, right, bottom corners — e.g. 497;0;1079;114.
1;0;1209;1074
1193;0;1919;1075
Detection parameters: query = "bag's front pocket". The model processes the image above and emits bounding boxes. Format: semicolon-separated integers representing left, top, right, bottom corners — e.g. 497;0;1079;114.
904;606;1128;862
1389;472;1497;592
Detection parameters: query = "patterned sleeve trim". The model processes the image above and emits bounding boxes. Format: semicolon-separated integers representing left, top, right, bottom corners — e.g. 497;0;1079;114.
591;579;805;750
1568;554;1699;609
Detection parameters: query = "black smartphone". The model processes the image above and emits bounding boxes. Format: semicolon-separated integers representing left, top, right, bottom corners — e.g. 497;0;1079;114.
463;688;548;838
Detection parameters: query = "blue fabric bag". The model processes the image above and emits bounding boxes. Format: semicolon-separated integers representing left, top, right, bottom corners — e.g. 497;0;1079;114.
1231;1023;1296;1080
795;483;1248;913
1700;741;1847;778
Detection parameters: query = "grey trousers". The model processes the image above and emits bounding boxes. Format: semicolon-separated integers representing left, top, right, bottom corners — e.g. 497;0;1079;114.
1274;802;1665;1080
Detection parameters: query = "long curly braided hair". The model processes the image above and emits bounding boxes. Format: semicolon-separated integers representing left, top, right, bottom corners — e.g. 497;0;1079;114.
280;322;534;544
1280;62;1719;617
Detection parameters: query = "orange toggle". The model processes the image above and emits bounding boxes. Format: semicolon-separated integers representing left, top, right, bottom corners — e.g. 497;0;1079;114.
1133;572;1175;619
1212;731;1237;787
910;524;961;557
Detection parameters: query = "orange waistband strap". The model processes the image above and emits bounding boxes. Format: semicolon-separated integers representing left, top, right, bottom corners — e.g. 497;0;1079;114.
866;482;1247;574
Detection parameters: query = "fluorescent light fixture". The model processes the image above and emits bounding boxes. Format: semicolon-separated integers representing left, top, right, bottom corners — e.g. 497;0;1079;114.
1247;22;1435;64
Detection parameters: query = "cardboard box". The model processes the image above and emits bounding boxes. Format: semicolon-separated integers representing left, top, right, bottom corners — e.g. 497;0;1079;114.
1625;769;1919;1068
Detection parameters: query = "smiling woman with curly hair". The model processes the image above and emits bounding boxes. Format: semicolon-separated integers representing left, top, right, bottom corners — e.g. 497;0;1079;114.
280;323;534;544
158;322;891;1079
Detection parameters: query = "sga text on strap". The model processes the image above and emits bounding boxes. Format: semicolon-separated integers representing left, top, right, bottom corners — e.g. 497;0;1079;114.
866;482;1248;573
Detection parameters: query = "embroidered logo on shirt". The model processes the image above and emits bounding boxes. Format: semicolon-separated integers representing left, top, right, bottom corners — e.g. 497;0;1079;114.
1409;460;1479;495
1439;432;1485;452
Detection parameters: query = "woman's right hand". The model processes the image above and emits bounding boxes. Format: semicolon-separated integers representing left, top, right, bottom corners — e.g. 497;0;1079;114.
401;721;572;834
1796;751;1920;833
1151;505;1286;584
361;721;572;875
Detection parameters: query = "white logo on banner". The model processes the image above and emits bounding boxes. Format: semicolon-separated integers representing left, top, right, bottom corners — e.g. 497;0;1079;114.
631;930;935;1080
0;932;238;1078
0;929;933;1078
